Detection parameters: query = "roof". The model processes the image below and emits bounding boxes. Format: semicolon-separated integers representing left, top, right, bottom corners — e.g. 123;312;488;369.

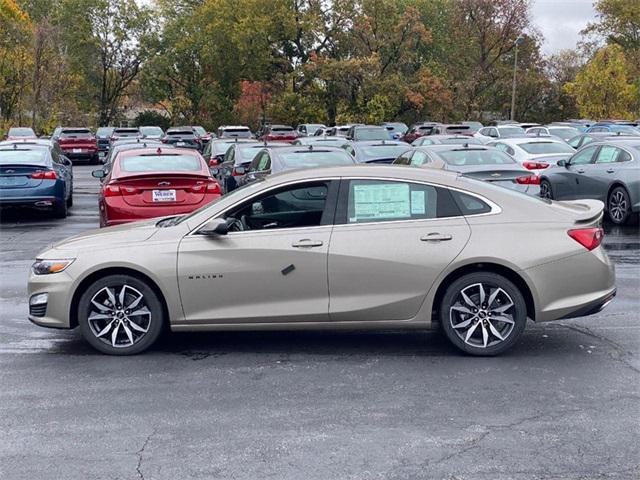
493;137;565;145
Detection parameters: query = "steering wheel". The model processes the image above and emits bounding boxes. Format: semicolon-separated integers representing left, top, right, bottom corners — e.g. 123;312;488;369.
226;217;245;232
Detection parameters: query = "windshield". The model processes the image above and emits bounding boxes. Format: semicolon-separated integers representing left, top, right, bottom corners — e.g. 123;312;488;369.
96;127;114;137
612;125;640;134
193;126;207;135
279;151;353;168
0;149;47;164
355;128;391;141
239;147;264;161
120;154;202;173
140;126;163;136
360;145;407;159
548;127;580;139
438;149;516;166
518;142;574;154
8;128;35;136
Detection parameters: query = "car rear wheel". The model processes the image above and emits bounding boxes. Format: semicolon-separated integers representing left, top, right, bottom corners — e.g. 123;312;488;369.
608;186;631;225
540;179;553;200
78;274;164;355
53;199;67;218
66;192;73;207
440;272;527;356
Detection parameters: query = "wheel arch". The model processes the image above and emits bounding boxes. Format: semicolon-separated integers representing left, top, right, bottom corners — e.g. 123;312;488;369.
430;262;536;323
69;266;170;329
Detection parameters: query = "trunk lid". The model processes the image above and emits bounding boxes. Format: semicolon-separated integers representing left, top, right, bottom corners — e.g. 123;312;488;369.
115;174;210;207
0;164;45;189
548;199;605;226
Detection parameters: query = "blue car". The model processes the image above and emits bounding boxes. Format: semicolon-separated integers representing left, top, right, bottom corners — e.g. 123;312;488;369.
0;143;73;218
585;124;640;135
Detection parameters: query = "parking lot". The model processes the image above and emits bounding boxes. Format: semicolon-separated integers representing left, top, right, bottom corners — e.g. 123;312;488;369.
0;164;638;479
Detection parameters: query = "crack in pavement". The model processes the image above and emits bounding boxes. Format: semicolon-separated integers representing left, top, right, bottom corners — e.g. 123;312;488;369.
559;323;640;374
136;428;157;480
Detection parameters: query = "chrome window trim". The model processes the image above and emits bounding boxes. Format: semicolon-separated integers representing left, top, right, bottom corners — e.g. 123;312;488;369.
187;175;502;236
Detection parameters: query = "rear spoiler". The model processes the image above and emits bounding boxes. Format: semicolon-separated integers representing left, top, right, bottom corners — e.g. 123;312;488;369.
553;199;604;224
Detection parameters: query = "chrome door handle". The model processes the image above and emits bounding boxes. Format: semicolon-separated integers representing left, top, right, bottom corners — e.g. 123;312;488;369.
606;168;615;173
292;239;324;248
576;169;585;173
421;233;453;242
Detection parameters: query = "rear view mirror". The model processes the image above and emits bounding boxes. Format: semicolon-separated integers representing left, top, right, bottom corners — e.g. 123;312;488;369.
92;169;106;179
198;218;229;236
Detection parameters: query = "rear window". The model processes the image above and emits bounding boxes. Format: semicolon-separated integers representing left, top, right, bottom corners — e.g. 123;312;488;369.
0;149;47;164
355;127;391;141
96;127;114;136
271;127;294;132
360;145;409;159
437;149;515;166
167;130;193;136
518;142;574;154
223;128;250;133
139;126;163;136
440;137;482;145
279;151;354;168
61;129;92;137
114;128;139;133
8;128;35;136
499;127;525;136
444;126;470;133
120;154;202;173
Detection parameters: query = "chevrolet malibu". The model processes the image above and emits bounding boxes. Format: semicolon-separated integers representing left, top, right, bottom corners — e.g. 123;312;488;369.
28;166;616;356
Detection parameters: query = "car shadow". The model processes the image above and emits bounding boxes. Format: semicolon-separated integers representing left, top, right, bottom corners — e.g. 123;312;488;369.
0;207;66;225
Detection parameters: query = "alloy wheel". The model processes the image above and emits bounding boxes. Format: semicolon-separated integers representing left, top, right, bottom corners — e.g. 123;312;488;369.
608;190;628;223
449;283;516;349
540;181;552;199
87;285;151;348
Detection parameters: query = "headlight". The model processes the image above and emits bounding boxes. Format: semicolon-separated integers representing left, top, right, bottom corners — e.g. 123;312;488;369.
31;258;75;275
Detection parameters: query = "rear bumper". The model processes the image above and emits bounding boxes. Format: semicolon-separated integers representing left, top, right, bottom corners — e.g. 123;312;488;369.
103;196;220;226
0;195;59;207
525;246;616;322
61;149;98;159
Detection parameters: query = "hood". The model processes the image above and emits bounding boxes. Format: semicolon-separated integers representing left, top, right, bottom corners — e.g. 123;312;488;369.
38;219;160;257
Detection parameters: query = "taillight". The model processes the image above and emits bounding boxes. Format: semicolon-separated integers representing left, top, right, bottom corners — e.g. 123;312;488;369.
104;185;121;197
523;161;549;170
209;159;219;167
30;170;57;180
515;175;540;185
206;180;221;194
568;227;604;251
161;138;168;143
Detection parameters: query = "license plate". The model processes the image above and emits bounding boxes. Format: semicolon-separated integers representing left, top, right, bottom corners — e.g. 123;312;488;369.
152;189;176;202
0;177;20;186
176;141;186;147
73;148;82;153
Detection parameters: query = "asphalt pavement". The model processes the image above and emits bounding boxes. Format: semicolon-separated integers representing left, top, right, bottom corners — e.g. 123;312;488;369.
0;165;639;480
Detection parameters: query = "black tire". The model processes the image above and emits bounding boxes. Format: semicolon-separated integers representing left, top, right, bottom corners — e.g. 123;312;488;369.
53;199;67;218
607;186;631;225
440;272;527;356
540;179;553;200
66;192;73;207
77;274;164;355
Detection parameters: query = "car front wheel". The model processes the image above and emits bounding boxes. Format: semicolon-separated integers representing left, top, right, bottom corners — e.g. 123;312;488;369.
440;272;527;356
77;274;164;355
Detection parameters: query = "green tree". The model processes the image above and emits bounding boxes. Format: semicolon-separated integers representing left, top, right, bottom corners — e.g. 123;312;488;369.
564;45;637;119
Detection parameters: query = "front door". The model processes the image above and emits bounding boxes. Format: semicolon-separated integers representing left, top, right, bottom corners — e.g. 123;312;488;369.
177;180;337;324
328;179;471;322
554;145;599;200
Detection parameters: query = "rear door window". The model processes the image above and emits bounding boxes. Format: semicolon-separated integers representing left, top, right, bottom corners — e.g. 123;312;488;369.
595;145;619;164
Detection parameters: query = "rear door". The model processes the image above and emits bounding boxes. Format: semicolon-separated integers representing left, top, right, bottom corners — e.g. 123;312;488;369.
327;178;470;322
583;145;628;201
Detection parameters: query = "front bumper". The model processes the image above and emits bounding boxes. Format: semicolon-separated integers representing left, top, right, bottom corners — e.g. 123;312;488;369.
27;269;75;329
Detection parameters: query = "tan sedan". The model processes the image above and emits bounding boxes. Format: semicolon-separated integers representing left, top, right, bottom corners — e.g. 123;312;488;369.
28;166;616;355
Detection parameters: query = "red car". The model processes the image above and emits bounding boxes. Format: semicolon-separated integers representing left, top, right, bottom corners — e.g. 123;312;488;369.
93;147;221;227
57;128;99;163
401;122;439;143
259;125;298;143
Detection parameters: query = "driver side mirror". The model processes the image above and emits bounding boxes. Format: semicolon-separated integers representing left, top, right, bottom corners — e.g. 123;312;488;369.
557;159;568;168
198;218;229;236
92;169;106;179
234;166;246;175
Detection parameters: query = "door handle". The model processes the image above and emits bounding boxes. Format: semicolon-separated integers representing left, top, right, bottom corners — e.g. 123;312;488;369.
576;169;585;173
292;239;324;248
420;233;453;242
606;168;615;173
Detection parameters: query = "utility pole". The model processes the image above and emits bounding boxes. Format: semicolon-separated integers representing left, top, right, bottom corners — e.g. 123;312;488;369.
511;35;525;122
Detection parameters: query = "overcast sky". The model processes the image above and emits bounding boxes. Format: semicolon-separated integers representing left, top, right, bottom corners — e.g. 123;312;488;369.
530;0;598;55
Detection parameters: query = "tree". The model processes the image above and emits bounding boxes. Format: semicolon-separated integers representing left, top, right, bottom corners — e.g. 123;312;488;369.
564;45;637;119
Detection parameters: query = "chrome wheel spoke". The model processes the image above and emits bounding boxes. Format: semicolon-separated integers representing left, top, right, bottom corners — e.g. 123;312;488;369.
452;316;475;329
491;301;513;313
96;320;115;338
91;299;111;312
118;285;127;307
122;323;134;345
451;304;473;315
461;291;476;308
478;284;486;304
488;321;505;341
105;287;117;307
126;293;144;310
487;288;500;309
129;306;151;317
465;321;480;342
491;315;514;325
481;323;489;347
110;322;121;347
88;312;111;321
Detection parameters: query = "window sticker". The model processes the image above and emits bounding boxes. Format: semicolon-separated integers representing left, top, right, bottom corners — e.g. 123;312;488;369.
351;182;411;221
410;190;426;214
